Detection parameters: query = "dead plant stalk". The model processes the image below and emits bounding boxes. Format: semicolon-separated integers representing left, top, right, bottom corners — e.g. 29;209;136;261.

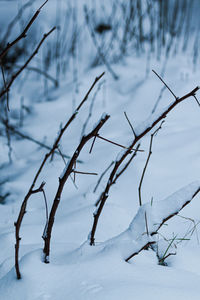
89;76;199;245
14;72;105;279
0;0;48;61
43;114;110;263
0;27;56;100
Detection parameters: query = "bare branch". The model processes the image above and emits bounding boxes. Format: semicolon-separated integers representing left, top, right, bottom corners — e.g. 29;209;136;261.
138;121;164;206
124;111;137;138
15;181;46;279
90;144;141;244
145;211;149;236
89;85;200;245
31;181;46;194
125;242;155;262
93;161;115;194
89;135;97;154
97;134;143;152
125;186;200;262
0;0;49;61
81;80;105;137
151;187;200;235
56;146;67;165
72;170;98;176
97;134;132;151
152;69;177;100
0;27;56;100
43;114;110;263
151;86;166;114
0;64;9;110
193;95;200;107
42;188;49;242
14;72;105;279
113;143;141;185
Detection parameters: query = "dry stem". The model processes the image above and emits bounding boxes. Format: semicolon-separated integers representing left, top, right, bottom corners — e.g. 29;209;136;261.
0;0;48;61
43;114;110;263
0;27;56;100
138;121;164;206
14;72;105;279
90;82;199;245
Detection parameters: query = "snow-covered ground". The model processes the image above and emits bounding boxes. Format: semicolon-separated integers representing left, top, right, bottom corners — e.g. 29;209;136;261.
0;1;200;299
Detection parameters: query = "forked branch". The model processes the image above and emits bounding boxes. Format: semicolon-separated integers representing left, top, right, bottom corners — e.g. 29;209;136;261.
14;72;105;279
89;82;200;245
0;27;56;100
0;0;49;61
43;114;110;263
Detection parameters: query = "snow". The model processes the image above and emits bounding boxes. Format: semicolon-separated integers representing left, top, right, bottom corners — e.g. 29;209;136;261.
94;181;200;261
0;0;200;299
134;103;171;136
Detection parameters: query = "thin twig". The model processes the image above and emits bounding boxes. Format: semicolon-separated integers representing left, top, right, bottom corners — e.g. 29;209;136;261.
113;144;141;185
0;27;56;100
42;188;49;241
57;144;79;190
14;72;105;279
0;63;9;110
89;85;200;246
0;0;49;61
89;135;97;154
43;114;110;263
97;134;143;152
151;188;200;236
152;86;166;114
125;242;155;262
124;111;137;138
93;161;114;194
162;252;176;261
152;69;177;99
72;170;98;176
193;95;200;107
42;188;48;222
81;80;105;137
145;211;149;236
56;146;67;165
97;134;131;151
138;121;164;206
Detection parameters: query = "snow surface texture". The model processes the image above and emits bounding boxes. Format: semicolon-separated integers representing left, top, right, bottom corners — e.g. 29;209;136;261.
0;0;200;299
0;183;200;300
